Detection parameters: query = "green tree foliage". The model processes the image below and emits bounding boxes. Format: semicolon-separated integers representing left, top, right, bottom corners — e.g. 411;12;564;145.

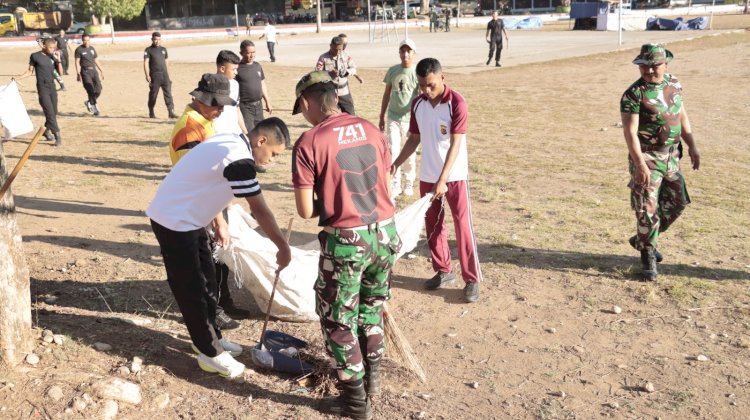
81;0;146;23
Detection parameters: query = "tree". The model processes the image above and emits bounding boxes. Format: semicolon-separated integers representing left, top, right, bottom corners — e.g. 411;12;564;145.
420;0;429;14
80;0;147;25
0;142;33;367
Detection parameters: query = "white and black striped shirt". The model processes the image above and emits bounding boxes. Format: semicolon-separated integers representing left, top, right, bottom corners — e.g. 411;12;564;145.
147;133;260;231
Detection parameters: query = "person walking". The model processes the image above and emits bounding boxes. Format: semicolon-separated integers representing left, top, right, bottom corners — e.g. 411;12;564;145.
258;19;277;62
143;32;177;119
292;70;401;420
74;33;104;116
392;58;483;303
485;10;509;67
315;36;359;115
14;37;63;146
235;40;273;135
148;116;291;379
378;39;419;199
445;9;451;32
245;13;252;35
620;43;700;281
54;29;72;75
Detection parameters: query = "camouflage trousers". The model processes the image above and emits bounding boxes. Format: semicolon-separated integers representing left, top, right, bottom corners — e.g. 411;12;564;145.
629;145;691;250
315;221;402;382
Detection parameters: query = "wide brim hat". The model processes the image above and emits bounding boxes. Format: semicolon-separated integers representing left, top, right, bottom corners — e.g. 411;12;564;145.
292;71;336;115
190;73;237;107
632;43;673;66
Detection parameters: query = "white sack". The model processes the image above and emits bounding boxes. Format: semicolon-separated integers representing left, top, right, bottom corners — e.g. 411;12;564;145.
0;80;34;139
216;194;433;322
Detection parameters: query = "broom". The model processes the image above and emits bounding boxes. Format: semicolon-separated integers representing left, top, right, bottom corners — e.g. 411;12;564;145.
383;302;427;383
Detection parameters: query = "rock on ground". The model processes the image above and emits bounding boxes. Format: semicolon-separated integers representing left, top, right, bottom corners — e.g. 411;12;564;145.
92;378;142;405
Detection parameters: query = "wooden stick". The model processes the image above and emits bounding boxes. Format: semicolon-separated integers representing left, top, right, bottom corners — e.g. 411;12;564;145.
0;127;46;200
258;217;294;349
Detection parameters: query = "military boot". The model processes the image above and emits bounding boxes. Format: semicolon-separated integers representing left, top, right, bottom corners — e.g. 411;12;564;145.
149;108;156;119
364;361;381;397
319;379;372;420
54;132;62;147
640;248;657;282
168;108;179;119
629;236;663;263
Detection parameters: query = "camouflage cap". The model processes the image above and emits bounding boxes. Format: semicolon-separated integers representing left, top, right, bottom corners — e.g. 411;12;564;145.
292;71;335;115
632;43;673;66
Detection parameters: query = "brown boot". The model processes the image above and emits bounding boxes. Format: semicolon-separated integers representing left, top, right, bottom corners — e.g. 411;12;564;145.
319;379;372;420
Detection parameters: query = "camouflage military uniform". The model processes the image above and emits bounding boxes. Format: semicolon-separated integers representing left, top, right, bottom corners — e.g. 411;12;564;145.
620;73;690;250
316;222;401;381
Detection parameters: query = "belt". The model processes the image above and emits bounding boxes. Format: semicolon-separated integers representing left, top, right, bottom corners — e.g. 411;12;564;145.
323;217;393;234
82;66;95;70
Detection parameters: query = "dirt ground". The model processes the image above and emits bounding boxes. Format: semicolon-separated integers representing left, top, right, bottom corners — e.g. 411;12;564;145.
1;15;749;420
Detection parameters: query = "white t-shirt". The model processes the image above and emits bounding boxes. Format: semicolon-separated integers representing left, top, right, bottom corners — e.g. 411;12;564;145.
409;85;469;183
147;133;260;232
264;25;277;43
212;79;242;135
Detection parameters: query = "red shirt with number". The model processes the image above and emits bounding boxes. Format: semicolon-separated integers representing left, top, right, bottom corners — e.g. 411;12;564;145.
292;113;394;228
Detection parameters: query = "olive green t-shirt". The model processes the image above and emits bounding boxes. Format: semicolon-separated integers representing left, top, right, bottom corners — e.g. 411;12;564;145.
383;64;419;122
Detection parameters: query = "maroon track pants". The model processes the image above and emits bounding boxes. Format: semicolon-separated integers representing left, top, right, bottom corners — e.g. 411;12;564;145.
420;180;483;284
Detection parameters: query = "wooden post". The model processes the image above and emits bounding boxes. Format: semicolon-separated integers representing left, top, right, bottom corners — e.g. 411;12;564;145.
0;138;33;366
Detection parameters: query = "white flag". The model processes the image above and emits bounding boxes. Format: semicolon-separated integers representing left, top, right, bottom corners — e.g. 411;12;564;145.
0;80;34;139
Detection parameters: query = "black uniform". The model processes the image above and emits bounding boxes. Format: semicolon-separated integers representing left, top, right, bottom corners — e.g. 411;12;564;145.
75;45;102;106
54;35;70;74
29;51;60;135
235;61;265;131
144;45;174;113
487;18;506;64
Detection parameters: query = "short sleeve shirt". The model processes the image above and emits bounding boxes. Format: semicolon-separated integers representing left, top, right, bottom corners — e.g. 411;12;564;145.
409;85;469;183
487;19;505;41
383;64;418;121
54;36;69;54
292;113;395;228
144;45;168;73
29;51;58;85
263;25;277;43
236;62;265;102
169;105;216;165
620;74;683;148
146;133;260;231
315;51;357;96
75;45;97;68
213;79;242;135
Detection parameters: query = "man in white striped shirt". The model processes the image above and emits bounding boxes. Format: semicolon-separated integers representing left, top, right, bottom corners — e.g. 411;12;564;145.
147;118;291;379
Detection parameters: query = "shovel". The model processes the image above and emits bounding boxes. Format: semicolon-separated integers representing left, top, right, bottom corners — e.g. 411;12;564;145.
250;218;314;374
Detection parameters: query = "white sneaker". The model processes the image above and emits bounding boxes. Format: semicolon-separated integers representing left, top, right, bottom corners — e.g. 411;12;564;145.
197;351;245;378
191;339;243;357
403;183;414;197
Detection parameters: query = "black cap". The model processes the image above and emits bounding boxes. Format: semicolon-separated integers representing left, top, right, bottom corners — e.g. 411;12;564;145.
190;73;237;107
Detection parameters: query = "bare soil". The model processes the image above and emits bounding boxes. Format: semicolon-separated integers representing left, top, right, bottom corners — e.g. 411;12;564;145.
1;18;749;419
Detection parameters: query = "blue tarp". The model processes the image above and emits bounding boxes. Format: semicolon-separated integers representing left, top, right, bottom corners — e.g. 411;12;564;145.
646;16;708;30
503;17;544;29
570;2;601;19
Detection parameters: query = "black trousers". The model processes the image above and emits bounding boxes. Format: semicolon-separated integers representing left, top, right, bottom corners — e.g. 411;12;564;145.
81;68;102;105
37;80;59;133
489;40;504;63
148;71;174;111
150;219;224;357
60;51;69;74
338;93;355;115
267;41;276;62
239;100;264;131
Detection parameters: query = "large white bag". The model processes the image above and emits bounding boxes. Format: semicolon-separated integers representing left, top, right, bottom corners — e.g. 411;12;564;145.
216;194;434;322
0;80;34;139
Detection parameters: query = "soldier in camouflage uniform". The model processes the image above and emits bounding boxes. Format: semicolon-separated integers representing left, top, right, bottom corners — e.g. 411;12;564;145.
620;43;701;281
292;71;400;420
